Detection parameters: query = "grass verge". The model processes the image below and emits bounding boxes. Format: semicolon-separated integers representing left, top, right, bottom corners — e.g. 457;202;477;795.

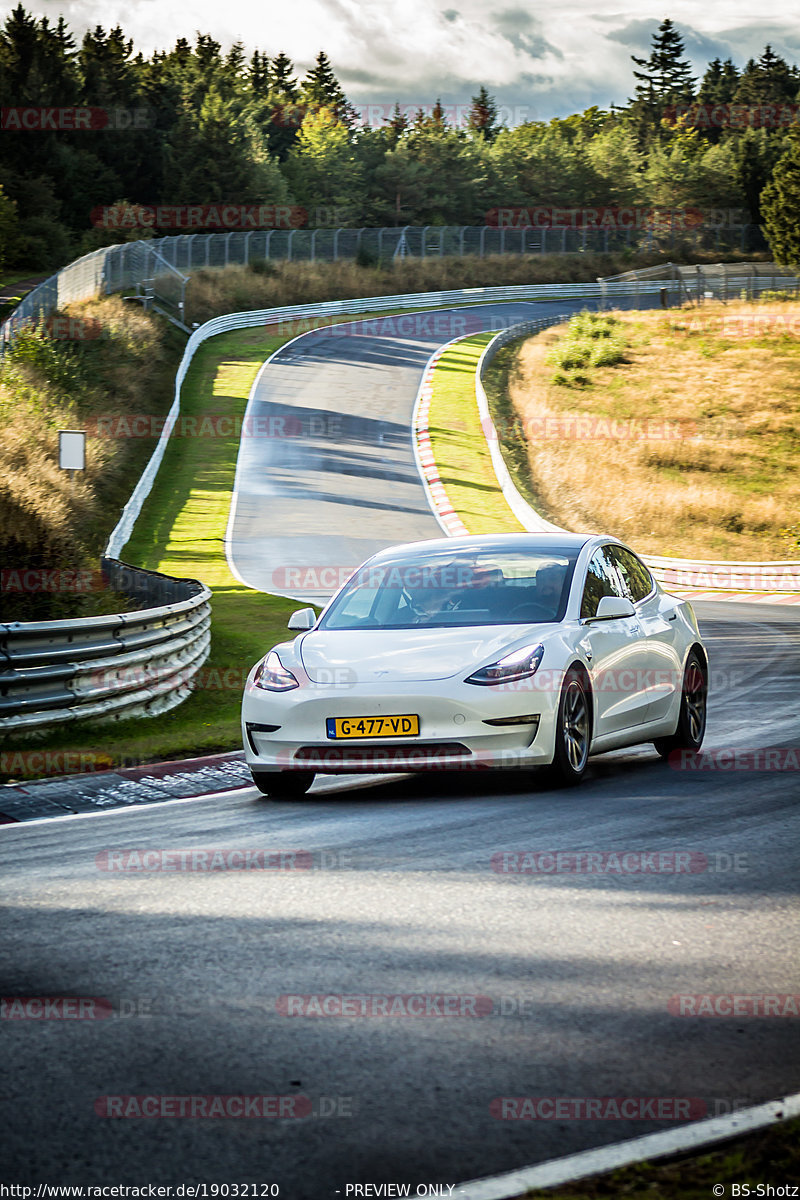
502;299;800;560
1;328;292;780
524;1113;800;1199
1;296;187;621
426;334;523;535
185;247;770;325
1;305;489;780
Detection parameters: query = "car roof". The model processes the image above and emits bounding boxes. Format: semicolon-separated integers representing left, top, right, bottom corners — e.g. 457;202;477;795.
366;532;607;561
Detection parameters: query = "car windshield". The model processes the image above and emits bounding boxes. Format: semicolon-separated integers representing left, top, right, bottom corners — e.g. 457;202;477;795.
319;546;580;630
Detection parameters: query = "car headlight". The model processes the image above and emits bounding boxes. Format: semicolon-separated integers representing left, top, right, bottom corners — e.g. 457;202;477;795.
465;643;545;686
253;651;299;692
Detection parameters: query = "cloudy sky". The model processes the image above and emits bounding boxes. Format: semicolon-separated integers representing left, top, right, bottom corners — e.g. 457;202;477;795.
16;0;800;121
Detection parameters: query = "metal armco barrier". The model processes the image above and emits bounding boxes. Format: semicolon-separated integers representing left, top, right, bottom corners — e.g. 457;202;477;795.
103;279;709;558
0;560;211;733
600;260;800;305
645;556;800;593
108;279;800;589
0;223;782;350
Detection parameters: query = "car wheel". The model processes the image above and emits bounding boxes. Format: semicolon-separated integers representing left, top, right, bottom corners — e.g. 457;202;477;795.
251;771;315;799
548;668;590;787
654;651;707;759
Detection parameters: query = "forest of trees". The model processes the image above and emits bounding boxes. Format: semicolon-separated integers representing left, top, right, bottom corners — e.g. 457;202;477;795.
1;9;800;270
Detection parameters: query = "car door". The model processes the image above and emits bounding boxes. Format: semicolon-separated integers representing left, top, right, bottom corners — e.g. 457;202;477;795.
577;546;652;736
609;544;684;723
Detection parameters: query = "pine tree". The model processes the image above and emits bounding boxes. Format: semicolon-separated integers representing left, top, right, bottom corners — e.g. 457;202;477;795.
225;41;245;78
300;51;355;124
387;102;409;143
761;129;800;262
468;86;499;140
629;19;695;143
630;19;695;102
0;4;39;98
733;45;799;106
193;33;221;79
270;52;298;101
698;58;739;105
266;52;302;158
249;49;270;97
735;128;784;222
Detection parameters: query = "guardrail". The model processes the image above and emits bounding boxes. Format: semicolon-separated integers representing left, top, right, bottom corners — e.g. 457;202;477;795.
109;276;800;578
11;275;798;738
475;318;800;594
598;262;800;307
0;224;773;351
104;279;697;558
0;560;211;734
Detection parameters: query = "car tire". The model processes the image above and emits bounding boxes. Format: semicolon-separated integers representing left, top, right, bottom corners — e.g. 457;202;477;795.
251;771;315;799
654;651;707;759
547;667;591;787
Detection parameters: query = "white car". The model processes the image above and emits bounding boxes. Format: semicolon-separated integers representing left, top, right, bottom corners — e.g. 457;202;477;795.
242;533;708;798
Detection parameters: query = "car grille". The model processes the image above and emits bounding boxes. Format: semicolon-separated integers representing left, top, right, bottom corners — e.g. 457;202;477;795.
294;742;472;766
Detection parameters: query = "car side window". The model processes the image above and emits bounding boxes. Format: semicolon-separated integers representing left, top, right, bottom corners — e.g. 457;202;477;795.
580;548;625;619
609;546;654;603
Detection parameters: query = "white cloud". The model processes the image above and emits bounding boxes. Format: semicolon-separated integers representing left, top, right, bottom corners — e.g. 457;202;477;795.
25;0;800;120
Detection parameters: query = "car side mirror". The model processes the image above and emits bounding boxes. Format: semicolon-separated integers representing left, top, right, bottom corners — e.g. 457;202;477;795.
288;607;316;631
591;596;636;621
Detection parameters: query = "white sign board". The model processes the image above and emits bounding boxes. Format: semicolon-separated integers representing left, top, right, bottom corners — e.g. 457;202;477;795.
59;430;85;471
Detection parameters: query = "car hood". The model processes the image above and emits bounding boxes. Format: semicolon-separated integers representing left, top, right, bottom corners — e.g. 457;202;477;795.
298;625;548;683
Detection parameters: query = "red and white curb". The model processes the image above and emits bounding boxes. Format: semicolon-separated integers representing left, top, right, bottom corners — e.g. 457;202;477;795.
415;331;800;606
453;1091;800;1199
412;339;470;538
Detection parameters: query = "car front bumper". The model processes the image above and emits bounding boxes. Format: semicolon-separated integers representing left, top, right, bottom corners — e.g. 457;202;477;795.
242;676;561;775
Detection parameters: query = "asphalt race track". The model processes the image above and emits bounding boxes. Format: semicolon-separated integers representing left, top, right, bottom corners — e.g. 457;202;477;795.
227;301;584;602
1;302;799;1196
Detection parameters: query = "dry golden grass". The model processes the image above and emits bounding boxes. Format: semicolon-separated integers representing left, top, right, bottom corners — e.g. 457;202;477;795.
507;299;800;560
184;247;763;325
0;296;182;619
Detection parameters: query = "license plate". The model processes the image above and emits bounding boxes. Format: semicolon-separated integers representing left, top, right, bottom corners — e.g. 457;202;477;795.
326;714;420;740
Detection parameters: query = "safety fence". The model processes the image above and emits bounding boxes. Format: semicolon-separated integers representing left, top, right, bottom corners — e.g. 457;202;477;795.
8;272;800;738
599;260;800;305
0;225;770;350
0;239;189;348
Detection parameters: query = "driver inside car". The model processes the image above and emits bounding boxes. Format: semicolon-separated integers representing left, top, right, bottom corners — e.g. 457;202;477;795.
532;563;566;616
